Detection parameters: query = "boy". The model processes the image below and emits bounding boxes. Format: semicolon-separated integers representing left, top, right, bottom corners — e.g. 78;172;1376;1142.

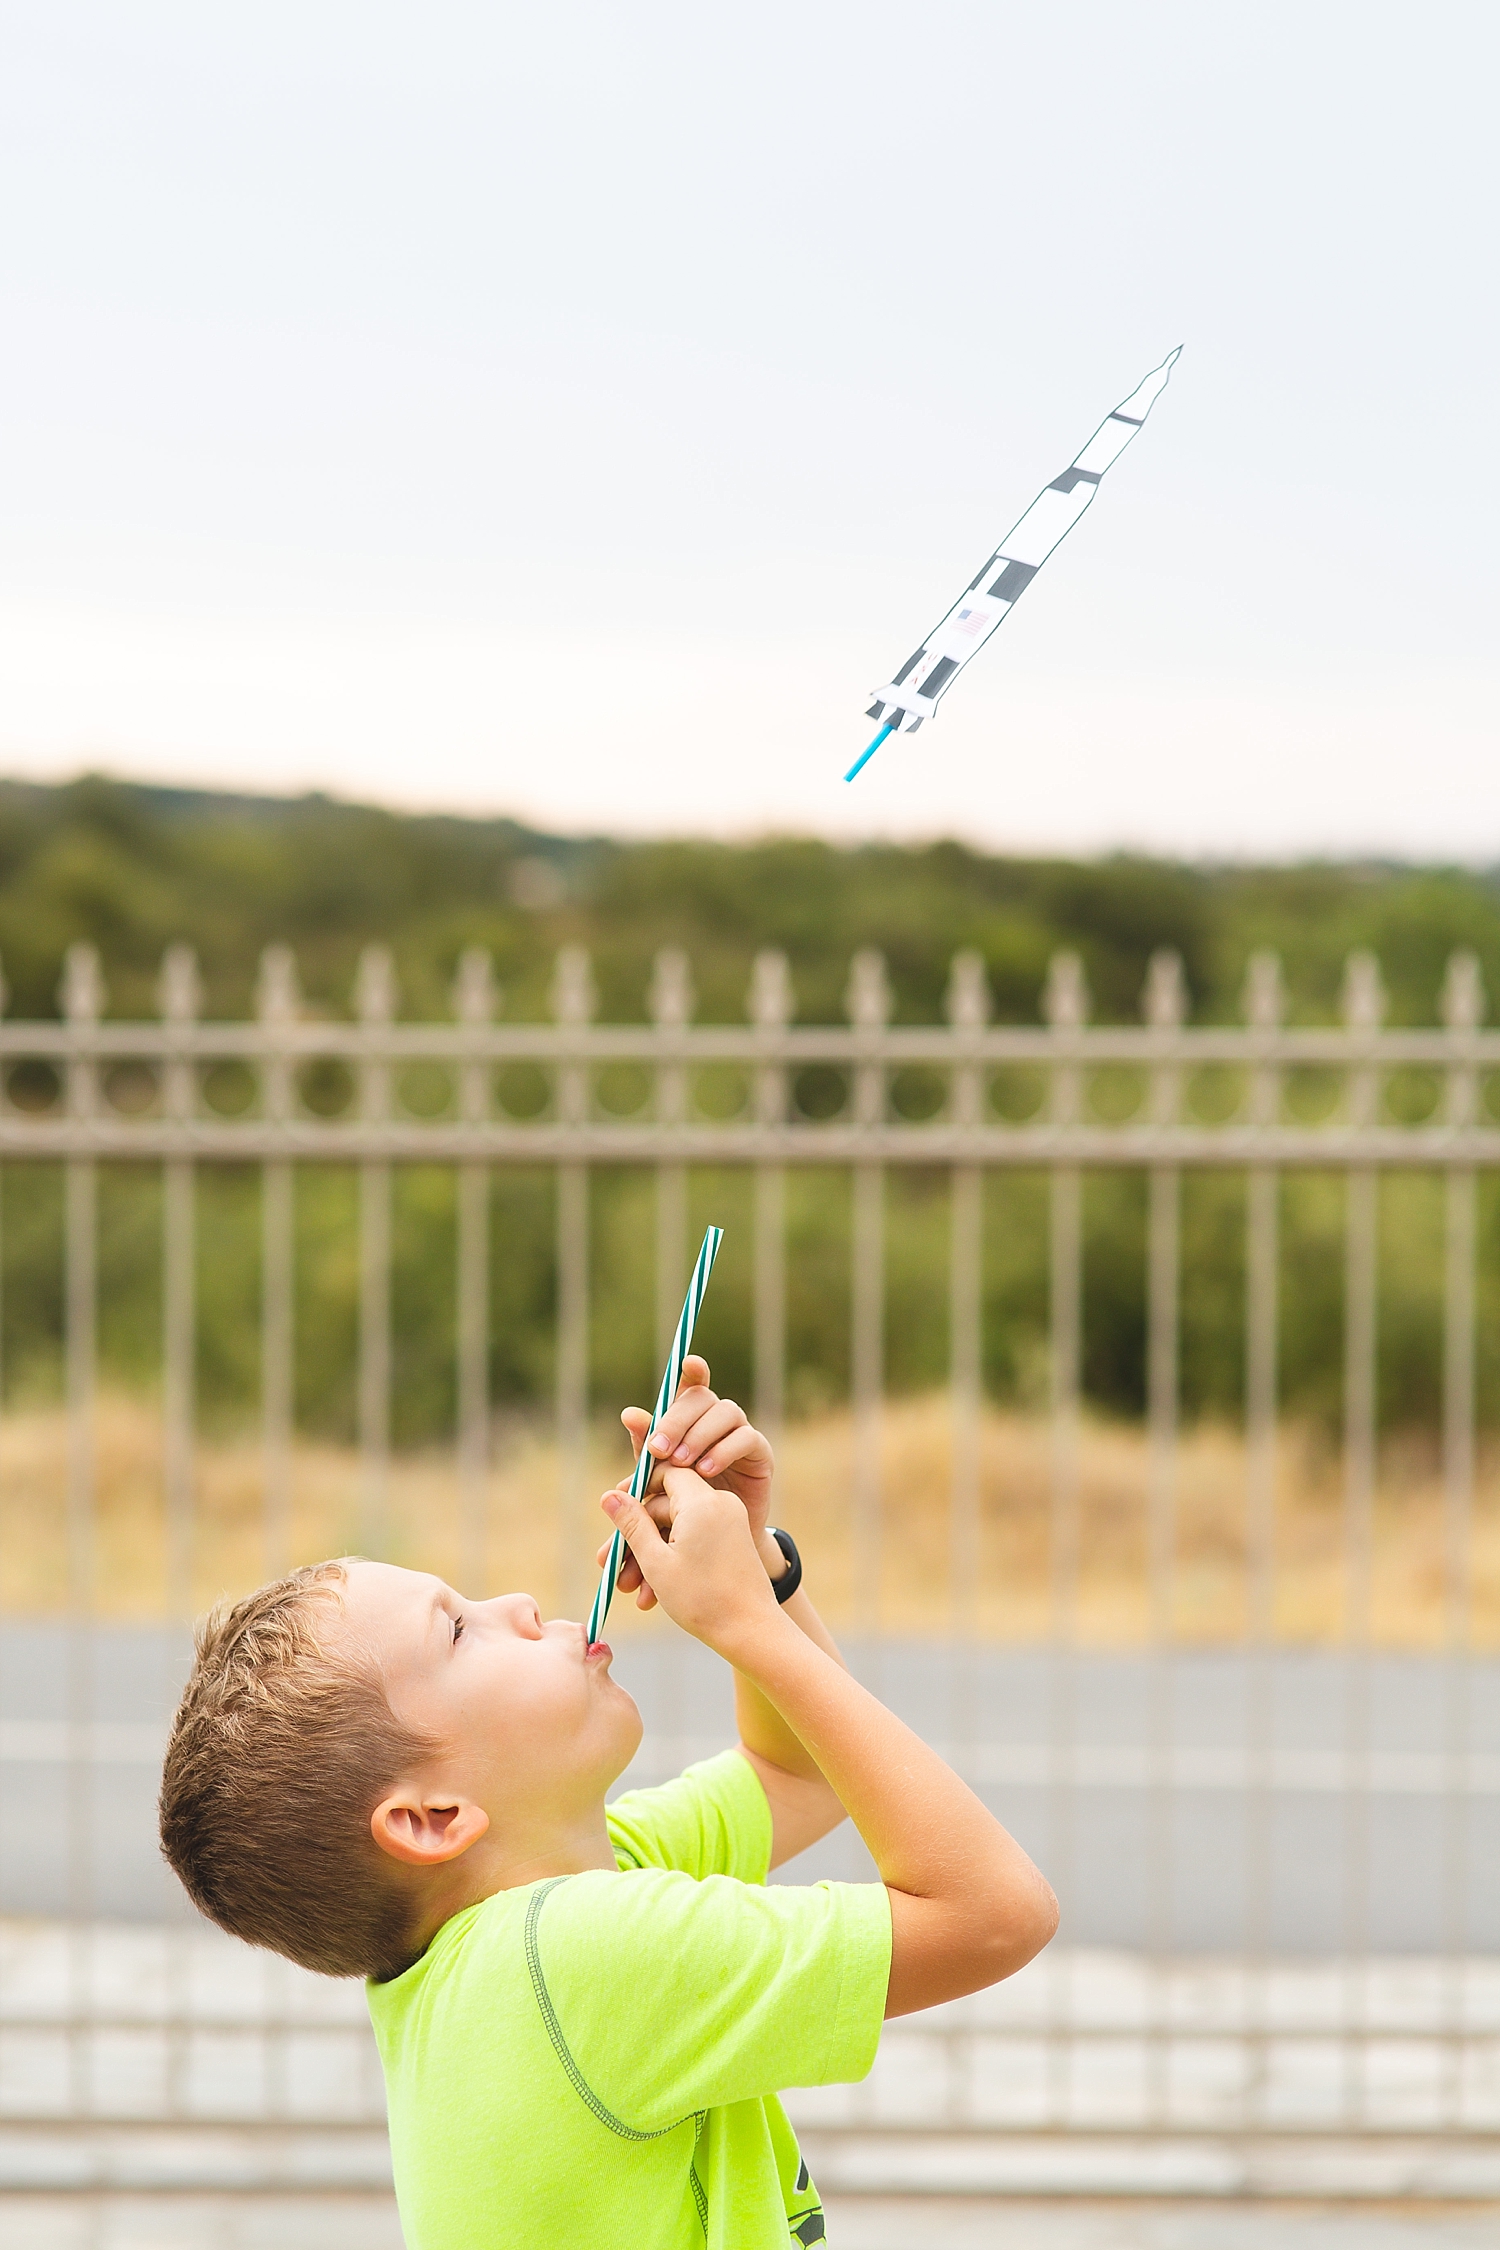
160;1362;1057;2248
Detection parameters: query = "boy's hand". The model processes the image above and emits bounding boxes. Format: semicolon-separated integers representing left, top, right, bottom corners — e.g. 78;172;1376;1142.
601;1356;779;1610
601;1470;783;1655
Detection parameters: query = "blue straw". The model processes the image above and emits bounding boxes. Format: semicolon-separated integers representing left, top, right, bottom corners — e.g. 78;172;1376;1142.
844;720;894;783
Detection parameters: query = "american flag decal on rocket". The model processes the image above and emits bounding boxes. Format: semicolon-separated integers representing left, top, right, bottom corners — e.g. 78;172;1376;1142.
847;347;1181;781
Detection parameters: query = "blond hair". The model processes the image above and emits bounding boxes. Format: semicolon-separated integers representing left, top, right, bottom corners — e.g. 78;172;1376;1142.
159;1561;438;1981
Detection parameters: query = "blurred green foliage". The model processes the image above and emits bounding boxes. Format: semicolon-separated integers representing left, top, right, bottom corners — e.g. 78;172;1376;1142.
3;774;1500;1442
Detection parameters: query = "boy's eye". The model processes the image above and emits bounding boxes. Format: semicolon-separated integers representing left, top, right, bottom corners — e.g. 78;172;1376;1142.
451;1613;465;1645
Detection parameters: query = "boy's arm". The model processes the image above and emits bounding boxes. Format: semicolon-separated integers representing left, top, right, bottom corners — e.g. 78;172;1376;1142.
733;1531;847;1869
603;1473;1059;2019
608;1360;844;1867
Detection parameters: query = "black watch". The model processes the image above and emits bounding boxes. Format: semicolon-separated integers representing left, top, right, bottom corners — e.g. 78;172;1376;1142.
767;1527;803;1604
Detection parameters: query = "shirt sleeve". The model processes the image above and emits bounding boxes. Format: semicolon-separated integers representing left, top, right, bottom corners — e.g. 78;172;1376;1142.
525;1864;891;2130
606;1748;772;1883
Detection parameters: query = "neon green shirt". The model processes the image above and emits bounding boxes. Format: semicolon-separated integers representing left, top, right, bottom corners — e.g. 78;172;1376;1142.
367;1749;891;2249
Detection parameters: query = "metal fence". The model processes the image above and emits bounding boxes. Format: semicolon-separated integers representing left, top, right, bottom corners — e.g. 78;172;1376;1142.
1;936;1498;2196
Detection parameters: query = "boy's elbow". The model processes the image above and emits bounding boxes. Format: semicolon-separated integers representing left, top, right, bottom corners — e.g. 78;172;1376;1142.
1024;1876;1061;1960
984;1870;1059;1981
886;1867;1060;2017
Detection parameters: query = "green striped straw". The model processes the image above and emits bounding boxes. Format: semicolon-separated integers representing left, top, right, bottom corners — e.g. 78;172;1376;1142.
587;1223;724;1645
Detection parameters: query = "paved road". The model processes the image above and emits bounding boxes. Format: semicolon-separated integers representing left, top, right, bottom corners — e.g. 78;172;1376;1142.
3;1626;1498;1950
3;2195;1499;2250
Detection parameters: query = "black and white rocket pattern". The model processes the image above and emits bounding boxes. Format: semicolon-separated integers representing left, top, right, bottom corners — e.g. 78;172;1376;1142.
862;347;1181;747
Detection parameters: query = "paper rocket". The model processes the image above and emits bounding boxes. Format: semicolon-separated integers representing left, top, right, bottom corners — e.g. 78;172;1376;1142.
847;347;1182;780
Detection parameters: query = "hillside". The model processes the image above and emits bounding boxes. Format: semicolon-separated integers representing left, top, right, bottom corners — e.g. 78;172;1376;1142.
2;774;1498;1029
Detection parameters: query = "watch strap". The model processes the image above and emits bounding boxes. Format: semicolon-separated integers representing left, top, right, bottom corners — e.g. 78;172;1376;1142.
767;1527;803;1604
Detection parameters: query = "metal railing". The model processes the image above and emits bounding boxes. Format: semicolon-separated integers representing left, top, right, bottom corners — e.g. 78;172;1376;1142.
0;936;1496;2187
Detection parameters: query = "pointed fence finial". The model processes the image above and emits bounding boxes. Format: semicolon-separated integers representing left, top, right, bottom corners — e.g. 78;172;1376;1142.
749;950;793;1029
453;948;496;1025
256;946;301;1024
1442;951;1485;1032
551;946;596;1025
355;945;397;1026
60;944;105;1025
946;951;991;1030
1043;951;1089;1029
845;949;891;1029
1242;951;1284;1030
157;944;202;1025
650;948;694;1029
1142;949;1186;1030
1341;950;1385;1032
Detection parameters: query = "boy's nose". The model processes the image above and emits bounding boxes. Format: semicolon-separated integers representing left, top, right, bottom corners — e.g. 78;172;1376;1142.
490;1591;545;1636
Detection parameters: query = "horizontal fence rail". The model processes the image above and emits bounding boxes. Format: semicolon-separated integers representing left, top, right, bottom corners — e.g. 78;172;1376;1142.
0;940;1492;1165
0;935;1495;2184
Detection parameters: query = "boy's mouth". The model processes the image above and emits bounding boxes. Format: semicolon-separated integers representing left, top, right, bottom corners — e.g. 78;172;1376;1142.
585;1639;612;1664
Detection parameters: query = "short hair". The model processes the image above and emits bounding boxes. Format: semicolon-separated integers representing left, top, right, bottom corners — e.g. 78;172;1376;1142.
159;1561;439;1981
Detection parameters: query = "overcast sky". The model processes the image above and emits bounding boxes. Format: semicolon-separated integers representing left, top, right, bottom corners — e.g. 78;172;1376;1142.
1;2;1496;858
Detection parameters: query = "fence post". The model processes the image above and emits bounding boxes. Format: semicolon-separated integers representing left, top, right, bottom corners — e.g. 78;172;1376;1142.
356;946;397;1559
1342;949;1385;1611
1144;949;1185;1641
750;952;792;1448
1441;951;1482;1634
946;951;989;1637
61;946;103;1628
454;949;496;1594
159;945;201;1617
1243;950;1285;1639
651;949;694;1363
553;947;596;1615
257;947;300;1579
1045;950;1088;1639
847;949;890;1627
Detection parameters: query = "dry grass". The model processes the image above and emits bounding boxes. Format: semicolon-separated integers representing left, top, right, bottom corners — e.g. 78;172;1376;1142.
3;1392;1499;1648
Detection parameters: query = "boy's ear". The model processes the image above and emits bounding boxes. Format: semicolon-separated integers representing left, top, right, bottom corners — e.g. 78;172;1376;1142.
370;1789;490;1868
